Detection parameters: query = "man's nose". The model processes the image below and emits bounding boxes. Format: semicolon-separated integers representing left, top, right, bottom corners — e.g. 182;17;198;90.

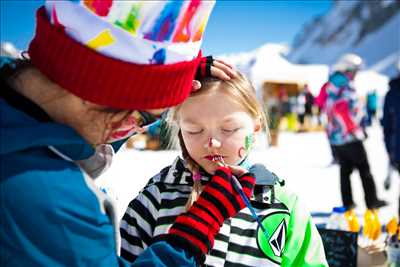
204;137;222;149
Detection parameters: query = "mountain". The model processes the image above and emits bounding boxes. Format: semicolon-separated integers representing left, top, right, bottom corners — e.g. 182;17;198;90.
1;42;20;58
288;0;400;77
217;1;398;96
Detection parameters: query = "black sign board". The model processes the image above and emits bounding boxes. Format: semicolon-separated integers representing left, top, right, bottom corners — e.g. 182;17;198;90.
318;228;358;267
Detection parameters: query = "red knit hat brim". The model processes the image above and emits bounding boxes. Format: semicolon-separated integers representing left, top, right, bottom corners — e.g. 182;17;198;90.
28;7;201;110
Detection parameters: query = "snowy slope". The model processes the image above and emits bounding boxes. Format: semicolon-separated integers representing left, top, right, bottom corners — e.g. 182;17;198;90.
288;0;400;77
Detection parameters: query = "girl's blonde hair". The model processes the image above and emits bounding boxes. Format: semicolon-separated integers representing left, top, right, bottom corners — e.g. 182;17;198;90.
166;72;268;209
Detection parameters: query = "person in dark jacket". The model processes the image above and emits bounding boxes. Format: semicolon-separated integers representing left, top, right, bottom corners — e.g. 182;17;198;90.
0;1;241;267
381;62;400;218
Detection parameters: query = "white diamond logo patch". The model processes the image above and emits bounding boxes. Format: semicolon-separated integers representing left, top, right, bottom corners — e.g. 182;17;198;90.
269;219;286;257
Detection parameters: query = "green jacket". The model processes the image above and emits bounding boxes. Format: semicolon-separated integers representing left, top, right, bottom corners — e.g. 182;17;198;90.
274;184;328;266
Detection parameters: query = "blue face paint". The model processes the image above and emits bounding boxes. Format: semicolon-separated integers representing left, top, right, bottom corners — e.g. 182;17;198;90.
238;156;252;170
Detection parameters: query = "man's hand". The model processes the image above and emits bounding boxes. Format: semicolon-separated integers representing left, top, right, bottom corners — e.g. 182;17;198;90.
193;57;237;92
211;59;236;80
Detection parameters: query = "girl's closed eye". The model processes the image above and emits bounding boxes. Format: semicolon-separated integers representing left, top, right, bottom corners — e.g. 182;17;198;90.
221;126;242;134
185;128;204;135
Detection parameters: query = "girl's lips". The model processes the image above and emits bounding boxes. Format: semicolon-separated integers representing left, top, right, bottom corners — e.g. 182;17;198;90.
204;155;225;161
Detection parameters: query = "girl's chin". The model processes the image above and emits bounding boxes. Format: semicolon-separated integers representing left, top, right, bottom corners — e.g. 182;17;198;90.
198;163;218;176
199;159;237;176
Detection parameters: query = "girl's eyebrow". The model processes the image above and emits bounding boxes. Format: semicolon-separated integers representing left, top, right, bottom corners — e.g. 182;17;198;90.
181;118;200;124
182;117;239;125
222;117;242;124
222;117;235;123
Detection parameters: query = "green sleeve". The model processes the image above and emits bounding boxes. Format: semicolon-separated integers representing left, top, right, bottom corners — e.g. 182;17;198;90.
281;193;328;267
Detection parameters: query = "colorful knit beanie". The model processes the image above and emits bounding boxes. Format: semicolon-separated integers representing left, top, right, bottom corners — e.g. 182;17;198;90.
28;0;215;109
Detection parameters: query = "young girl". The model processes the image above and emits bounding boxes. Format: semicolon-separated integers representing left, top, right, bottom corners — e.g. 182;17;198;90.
120;73;328;266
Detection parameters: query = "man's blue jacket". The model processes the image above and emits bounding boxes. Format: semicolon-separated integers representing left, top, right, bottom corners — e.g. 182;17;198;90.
0;79;196;266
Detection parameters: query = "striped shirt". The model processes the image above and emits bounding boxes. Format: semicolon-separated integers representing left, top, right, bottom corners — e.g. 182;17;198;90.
120;157;327;266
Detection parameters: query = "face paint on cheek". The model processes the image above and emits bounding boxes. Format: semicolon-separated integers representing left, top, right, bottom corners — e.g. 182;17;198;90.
237;134;254;159
107;126;144;143
106;115;144;143
244;134;254;152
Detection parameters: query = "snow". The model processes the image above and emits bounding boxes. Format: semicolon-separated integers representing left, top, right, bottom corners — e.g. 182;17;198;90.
353;70;390;97
97;123;399;226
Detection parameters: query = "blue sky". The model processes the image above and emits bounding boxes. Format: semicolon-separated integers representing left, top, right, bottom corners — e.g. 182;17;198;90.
1;0;332;55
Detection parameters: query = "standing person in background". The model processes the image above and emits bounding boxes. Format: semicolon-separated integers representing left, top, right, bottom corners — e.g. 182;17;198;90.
296;89;307;131
381;60;400;218
318;53;387;210
304;85;315;130
0;1;239;266
279;87;291;119
366;89;378;126
298;84;315;132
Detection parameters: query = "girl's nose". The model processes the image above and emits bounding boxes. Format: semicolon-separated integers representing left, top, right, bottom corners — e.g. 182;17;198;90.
204;137;222;149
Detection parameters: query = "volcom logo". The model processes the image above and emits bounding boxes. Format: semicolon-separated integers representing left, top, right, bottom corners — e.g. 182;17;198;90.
256;211;290;264
269;220;286;257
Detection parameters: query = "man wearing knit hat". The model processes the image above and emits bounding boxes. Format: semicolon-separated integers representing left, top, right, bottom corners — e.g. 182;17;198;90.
0;1;239;266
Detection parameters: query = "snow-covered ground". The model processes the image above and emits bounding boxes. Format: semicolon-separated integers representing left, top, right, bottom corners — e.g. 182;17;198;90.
97;123;398;226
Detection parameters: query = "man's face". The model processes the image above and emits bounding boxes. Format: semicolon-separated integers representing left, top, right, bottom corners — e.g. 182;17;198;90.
178;90;260;174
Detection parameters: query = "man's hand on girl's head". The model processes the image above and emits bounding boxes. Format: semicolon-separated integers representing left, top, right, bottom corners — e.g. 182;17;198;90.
192;57;237;92
211;59;237;80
